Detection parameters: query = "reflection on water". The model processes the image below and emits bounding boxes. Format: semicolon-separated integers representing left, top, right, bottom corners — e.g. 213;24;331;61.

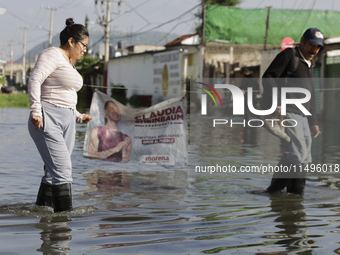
1;108;340;254
36;216;72;254
267;195;312;254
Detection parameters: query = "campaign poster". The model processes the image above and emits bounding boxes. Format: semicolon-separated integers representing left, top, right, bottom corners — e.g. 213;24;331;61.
83;91;188;165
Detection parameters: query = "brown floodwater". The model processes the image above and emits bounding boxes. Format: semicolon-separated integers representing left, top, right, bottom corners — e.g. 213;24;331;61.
1;107;340;254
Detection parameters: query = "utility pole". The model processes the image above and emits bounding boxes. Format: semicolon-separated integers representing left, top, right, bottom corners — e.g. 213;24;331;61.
264;6;272;50
41;6;57;47
29;51;31;74
200;0;206;47
103;1;111;94
96;0;122;94
21;27;28;85
10;40;13;80
198;0;206;81
85;16;90;57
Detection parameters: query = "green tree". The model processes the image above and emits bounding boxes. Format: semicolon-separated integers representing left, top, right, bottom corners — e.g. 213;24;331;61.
76;56;103;107
205;0;241;6
84;15;89;57
196;0;242;35
76;56;102;80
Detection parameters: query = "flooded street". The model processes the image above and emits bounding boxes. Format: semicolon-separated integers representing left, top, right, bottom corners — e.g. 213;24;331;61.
1;107;340;254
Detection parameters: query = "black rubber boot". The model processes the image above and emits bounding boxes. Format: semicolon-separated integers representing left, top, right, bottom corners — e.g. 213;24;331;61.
266;178;289;193
286;178;306;195
265;155;293;193
286;162;307;195
287;173;306;195
36;182;54;207
52;183;73;213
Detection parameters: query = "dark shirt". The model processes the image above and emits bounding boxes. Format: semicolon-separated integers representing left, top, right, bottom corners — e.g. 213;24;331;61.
261;47;317;126
240;74;260;92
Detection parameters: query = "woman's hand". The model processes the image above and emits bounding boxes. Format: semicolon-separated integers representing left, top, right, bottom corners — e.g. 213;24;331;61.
116;140;128;151
31;116;43;130
124;136;132;146
82;114;92;123
122;136;132;162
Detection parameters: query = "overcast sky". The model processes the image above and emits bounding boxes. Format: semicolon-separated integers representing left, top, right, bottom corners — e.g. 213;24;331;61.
0;0;339;61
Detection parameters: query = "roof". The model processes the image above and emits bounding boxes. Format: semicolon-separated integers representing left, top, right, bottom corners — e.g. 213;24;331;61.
164;33;199;47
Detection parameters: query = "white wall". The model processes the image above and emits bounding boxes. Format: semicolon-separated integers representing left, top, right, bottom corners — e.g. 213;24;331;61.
107;54;155;101
107;48;200;105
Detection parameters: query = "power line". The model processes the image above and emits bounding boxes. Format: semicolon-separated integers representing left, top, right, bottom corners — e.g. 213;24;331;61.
110;3;201;40
151;17;198;45
123;0;150;24
297;0;310;10
94;1;102;23
70;0;91;9
298;0;317;36
28;6;42;29
268;0;318;44
214;0;266;24
123;0;153;12
0;2;49;47
26;34;49;44
147;0;176;14
0;2;30;25
90;35;105;49
58;0;74;9
98;0;155;25
58;0;89;9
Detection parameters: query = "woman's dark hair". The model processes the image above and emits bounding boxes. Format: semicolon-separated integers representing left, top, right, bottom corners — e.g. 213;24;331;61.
104;100;118;109
59;18;89;46
104;101;120;124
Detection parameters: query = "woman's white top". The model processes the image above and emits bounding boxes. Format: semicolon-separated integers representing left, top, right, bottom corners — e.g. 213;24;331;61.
28;47;84;121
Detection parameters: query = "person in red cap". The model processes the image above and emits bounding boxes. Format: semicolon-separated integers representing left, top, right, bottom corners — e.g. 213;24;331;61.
261;28;324;194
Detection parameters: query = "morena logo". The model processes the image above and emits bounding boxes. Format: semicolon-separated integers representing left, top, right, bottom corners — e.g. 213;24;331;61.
198;83;312;116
